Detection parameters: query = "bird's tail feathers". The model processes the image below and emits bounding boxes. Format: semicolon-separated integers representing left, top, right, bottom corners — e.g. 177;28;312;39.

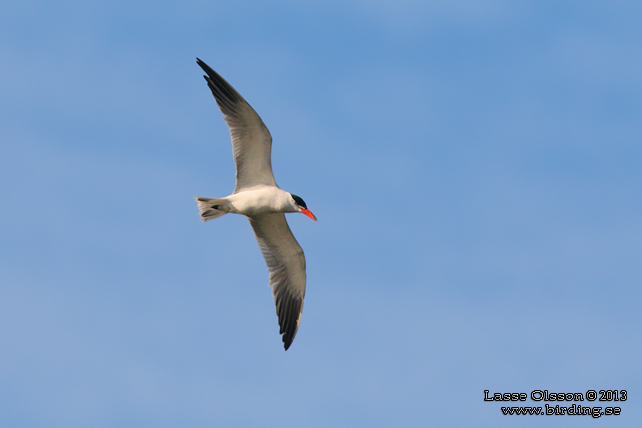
195;197;228;222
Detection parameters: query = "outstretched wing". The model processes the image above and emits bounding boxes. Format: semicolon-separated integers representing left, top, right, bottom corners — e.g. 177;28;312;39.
248;213;306;350
197;58;277;192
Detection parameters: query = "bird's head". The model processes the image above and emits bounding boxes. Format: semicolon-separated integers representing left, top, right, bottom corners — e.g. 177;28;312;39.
290;194;317;221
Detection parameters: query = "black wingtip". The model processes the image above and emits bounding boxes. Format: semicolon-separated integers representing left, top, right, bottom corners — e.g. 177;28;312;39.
195;58;243;109
195;57;216;78
283;337;293;351
281;319;298;351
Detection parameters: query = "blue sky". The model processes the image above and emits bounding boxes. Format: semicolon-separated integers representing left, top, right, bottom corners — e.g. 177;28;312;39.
1;1;641;426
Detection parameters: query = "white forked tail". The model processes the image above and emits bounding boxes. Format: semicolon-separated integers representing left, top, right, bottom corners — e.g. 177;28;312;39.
195;197;228;222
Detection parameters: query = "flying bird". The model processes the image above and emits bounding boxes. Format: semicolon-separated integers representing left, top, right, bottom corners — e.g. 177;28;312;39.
194;58;316;350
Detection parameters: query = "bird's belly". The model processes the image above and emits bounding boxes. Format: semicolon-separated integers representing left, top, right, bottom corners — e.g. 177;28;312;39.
227;188;289;216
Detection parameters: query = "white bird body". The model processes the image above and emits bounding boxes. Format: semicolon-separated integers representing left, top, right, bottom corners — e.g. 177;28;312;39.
194;58;316;350
216;186;300;216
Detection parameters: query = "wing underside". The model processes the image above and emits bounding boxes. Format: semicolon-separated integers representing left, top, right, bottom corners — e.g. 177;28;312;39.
248;213;306;350
197;58;277;192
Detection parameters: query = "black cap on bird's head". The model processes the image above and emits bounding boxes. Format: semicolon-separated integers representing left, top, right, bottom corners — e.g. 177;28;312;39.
290;193;317;221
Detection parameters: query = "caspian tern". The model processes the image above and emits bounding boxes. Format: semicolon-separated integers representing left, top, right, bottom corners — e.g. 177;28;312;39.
194;58;316;350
